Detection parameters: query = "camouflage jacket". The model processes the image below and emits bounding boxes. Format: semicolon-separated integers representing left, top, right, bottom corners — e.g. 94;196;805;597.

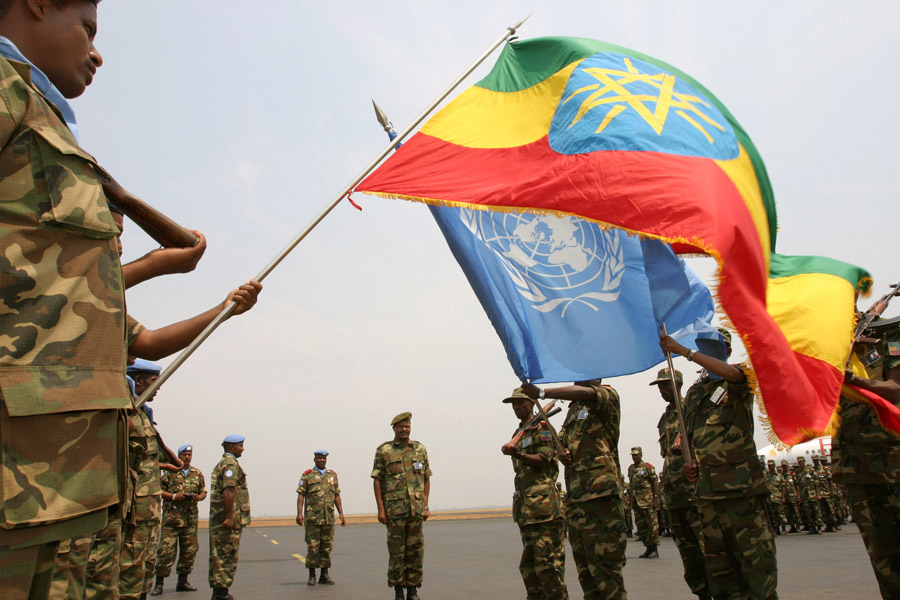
371;439;431;518
657;405;695;508
832;394;900;485
684;367;767;500
795;465;819;501
765;470;784;502
210;454;250;529
814;467;832;498
126;405;162;524
161;466;206;527
627;461;657;508
297;468;340;525
0;55;130;536
560;384;622;503
510;421;563;526
781;472;798;503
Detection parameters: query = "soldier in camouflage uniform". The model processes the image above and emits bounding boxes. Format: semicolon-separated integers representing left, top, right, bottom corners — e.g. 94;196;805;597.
501;388;568;600
628;447;659;558
372;412;431;600
296;450;345;586
835;341;900;599
661;330;777;600
812;455;838;532
653;367;710;600
795;456;821;534
657;475;670;537
151;444;207;595
0;4;132;598
209;435;250;599
765;460;785;535
780;461;800;533
522;380;627;600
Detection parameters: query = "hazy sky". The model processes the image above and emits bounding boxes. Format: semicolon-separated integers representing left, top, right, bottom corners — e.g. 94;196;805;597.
74;1;900;517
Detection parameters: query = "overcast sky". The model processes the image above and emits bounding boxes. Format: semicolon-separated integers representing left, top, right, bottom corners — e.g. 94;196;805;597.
73;1;900;517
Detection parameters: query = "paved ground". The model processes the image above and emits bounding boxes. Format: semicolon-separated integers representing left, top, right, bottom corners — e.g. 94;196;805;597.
161;519;880;599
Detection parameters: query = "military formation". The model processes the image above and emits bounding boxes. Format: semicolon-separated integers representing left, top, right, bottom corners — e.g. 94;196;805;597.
2;1;899;600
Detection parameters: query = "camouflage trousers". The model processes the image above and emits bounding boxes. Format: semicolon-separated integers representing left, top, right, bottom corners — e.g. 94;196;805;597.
49;536;93;599
698;496;777;600
624;505;633;535
0;541;58;600
668;504;709;598
155;522;199;577
84;511;122;600
765;499;785;530
385;515;424;588
118;520;160;600
517;519;568;600
304;524;334;568
818;497;837;530
567;497;627;600
208;524;243;589
783;500;801;530
845;483;900;599
799;499;821;531
632;504;659;547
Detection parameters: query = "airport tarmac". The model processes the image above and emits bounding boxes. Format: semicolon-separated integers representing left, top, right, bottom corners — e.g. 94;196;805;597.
166;518;880;599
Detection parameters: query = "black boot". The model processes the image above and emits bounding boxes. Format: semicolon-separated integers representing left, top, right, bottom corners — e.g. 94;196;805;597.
639;545;652;558
176;573;197;592
647;545;659;558
406;586;420;600
394;586;405;600
308;567;317;586
319;568;335;585
140;594;147;600
150;576;164;596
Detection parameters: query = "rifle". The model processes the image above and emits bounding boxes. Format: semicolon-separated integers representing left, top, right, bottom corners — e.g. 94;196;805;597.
851;281;900;350
97;169;200;249
506;401;562;448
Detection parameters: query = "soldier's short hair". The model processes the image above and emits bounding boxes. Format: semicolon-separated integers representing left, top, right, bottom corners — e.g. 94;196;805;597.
0;0;100;20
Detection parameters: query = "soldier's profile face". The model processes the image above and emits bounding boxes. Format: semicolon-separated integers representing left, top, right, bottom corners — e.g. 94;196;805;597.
393;420;411;442
32;0;103;98
314;454;327;468
226;442;244;458
510;398;534;421
180;450;192;467
631;452;642;464
657;382;677;403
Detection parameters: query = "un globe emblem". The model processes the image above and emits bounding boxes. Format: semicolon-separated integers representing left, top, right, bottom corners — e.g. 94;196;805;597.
462;209;625;316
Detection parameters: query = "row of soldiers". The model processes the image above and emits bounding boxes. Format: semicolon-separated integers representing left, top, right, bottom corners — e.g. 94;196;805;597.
763;455;849;535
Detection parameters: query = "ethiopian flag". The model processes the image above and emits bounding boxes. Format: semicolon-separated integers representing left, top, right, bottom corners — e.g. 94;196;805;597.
357;36;872;444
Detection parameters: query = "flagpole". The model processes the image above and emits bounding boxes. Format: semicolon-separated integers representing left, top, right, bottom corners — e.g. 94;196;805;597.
136;15;531;407
661;323;694;464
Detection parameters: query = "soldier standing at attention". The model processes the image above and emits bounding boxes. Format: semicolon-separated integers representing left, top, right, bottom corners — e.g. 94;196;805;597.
372;413;431;600
628;447;659;558
209;435;250;600
151;444;207;595
500;388;568;600
660;330;777;600
765;460;785;535
795;456;821;534
652;367;710;600
522;380;627;600
297;450;346;586
835;338;900;598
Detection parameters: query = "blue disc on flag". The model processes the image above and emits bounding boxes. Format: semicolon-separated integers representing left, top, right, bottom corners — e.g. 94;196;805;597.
549;52;738;159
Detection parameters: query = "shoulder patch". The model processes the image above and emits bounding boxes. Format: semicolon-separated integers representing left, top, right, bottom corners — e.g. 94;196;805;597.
224;469;233;478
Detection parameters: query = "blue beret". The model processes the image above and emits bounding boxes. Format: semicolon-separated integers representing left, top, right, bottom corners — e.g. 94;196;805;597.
314;450;329;456
126;359;161;375
178;444;193;455
223;434;245;444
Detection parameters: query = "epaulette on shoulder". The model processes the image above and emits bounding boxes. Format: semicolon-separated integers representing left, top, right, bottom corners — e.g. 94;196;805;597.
303;469;313;475
329;469;338;475
646;462;655;469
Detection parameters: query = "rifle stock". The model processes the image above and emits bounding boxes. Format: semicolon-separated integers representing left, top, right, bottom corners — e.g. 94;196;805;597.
506;402;561;447
99;170;199;249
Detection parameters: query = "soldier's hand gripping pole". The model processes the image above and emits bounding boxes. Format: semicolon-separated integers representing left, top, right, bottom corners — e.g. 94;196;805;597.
135;16;531;407
506;403;561;447
661;323;693;464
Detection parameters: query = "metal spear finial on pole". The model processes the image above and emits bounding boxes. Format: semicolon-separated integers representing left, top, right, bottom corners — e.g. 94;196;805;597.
135;16;532;407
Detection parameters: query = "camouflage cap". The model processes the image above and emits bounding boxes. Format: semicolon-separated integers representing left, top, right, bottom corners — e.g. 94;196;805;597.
767;459;775;465
781;460;789;465
649;367;682;386
391;412;412;426
811;454;820;459
630;446;642;454
717;327;732;346
502;387;532;403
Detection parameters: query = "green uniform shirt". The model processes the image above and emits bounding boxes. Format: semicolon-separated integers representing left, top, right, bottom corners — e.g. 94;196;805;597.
371;440;431;517
657;404;695;508
560;384;622;503
684;367;767;500
510;422;563;526
627;460;657;508
210;454;250;529
161;466;206;527
297;469;341;525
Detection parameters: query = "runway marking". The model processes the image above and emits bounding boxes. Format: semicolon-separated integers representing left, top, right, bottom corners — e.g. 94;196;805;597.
292;553;307;564
270;540;279;545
